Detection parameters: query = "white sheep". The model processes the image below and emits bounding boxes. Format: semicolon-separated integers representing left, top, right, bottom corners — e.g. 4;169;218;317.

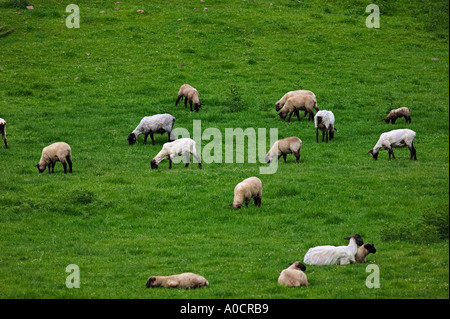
368;128;417;160
384;107;411;124
150;138;202;169
175;84;202;111
265;137;302;164
275;90;317;112
314;110;336;143
303;234;364;266
35;142;72;174
145;272;209;289
0;117;7;149
128;113;175;145
278;94;318;122
355;243;376;263
231;176;262;209
278;261;310;287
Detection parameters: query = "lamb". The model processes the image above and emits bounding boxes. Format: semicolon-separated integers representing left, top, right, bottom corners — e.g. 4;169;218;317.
275;90;317;112
278;261;310;287
127;113;175;145
0;118;7;148
384;107;411;124
150;138;202;169
278;94;318;122
314;110;336;143
175;84;202;111
368;129;417;160
355;243;376;263
145;272;209;289
265;137;302;164
35;142;72;174
303;234;364;266
231;176;262;209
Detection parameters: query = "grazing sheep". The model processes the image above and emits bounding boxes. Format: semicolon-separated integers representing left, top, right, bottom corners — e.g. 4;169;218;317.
278;261;310;287
303;234;364;266
0;118;7;148
231;176;262;209
146;272;209;289
355;243;376;263
275;90;317;112
35;142;72;174
278;94;318;122
384;107;411;124
368;128;417;160
314;110;336;143
128;113;175;146
150;138;202;169
175;84;203;111
265;137;302;164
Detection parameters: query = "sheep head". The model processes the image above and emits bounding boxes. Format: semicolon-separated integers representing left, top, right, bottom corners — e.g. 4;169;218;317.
364;243;376;254
146;277;157;288
290;261;306;272
344;234;364;246
150;159;158;169
127;133;137;145
35;164;45;173
368;149;379;160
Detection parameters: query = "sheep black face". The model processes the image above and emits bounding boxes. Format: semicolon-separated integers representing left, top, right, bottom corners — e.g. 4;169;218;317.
150;159;158;169
365;243;377;254
35;164;45;173
127;133;137;145
368;149;378;160
146;277;156;288
296;262;306;272
278;112;287;121
275;103;282;111
344;234;364;246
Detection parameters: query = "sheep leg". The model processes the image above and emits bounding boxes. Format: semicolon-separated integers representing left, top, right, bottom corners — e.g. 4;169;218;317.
175;95;183;106
66;156;73;173
287;112;293;122
293;151;300;163
0;126;6;148
62;161;67;174
388;148;395;160
150;132;155;145
409;142;417;160
283;154;287;163
295;110;301;121
316;128;319;143
189;101;193;112
185;152;191;168
325;130;328;143
144;133;149;145
245;201;249;207
192;152;202;169
392;118;396;124
254;196;261;207
169;158;172;169
184;97;188;108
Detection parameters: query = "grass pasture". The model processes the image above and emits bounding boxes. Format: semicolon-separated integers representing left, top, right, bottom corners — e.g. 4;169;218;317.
0;0;448;300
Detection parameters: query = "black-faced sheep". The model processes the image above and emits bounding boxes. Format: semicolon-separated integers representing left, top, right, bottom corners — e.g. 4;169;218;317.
384;107;411;124
231;176;262;209
314;110;336;143
278;261;310;287
265;137;302;164
175;84;202;112
0;118;7;148
145;272;209;289
150;138;202;169
355;243;376;263
275;90;317;112
303;234;364;266
128;113;175;146
35;142;72;174
278;94;318;122
368;128;417;160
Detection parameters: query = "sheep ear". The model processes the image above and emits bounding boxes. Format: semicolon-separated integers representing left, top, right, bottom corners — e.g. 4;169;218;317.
344;237;350;241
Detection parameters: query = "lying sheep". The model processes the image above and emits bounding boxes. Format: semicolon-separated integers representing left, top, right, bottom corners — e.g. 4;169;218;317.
231;176;262;209
175;84;202;111
275;90;317;112
303;234;364;266
314;110;336;143
146;272;209;289
278;261;310;287
355;243;376;263
265;137;302;164
384;107;411;124
278;94;318;122
150;138;202;169
35;142;72;174
368;128;417;160
0;118;7;148
128;113;175;146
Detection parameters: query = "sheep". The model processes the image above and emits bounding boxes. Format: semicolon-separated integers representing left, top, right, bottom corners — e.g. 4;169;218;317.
265;137;302;164
303;234;364;266
275;90;317;112
0;118;7;148
145;272;209;289
368;128;417;160
314;110;336;143
278;261;310;287
384;107;411;124
35;142;72;174
150;138;202;169
231;176;262;209
175;84;203;111
127;113;175;146
278;94;318;122
355;243;376;263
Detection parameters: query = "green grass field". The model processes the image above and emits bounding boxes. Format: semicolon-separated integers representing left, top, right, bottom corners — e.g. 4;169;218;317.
0;0;448;299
